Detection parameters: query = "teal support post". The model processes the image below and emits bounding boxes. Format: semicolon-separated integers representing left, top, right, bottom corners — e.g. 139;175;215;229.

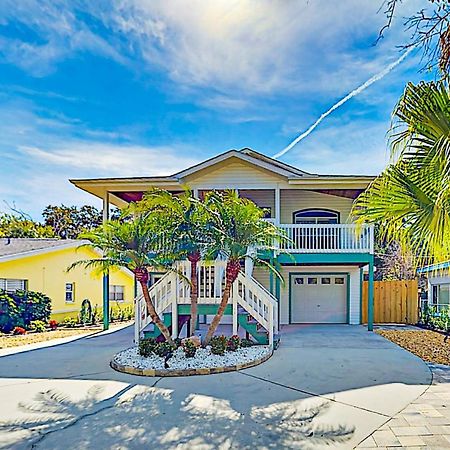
368;256;374;331
103;273;110;331
269;258;274;295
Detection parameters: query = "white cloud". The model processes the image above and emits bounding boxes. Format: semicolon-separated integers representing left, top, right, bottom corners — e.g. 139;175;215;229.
19;143;199;176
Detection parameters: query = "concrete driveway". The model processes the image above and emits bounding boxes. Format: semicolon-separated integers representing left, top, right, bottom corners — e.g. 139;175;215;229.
0;324;431;449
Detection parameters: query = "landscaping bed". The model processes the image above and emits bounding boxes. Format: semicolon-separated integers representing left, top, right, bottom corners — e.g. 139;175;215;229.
112;344;272;376
0;321;132;349
376;329;450;365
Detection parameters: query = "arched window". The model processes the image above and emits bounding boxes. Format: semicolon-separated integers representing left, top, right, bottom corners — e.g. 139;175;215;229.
293;208;339;225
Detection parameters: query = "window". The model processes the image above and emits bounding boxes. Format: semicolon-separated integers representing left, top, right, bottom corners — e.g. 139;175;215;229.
65;283;74;303
294;277;304;285
334;277;345;285
321;277;331;285
110;285;125;302
261;207;272;219
308;277;318;285
293;209;339;225
0;278;27;293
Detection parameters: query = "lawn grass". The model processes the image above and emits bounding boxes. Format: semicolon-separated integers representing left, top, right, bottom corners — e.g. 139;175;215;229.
376;329;450;365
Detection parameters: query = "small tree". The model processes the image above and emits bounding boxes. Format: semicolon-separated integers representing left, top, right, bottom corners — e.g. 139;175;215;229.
69;211;173;343
132;189;213;337
203;191;284;346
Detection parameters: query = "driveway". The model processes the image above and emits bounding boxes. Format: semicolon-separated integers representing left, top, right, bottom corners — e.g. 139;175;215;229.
0;325;431;449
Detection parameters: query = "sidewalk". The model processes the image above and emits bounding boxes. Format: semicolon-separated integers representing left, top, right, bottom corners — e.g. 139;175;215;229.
357;364;450;449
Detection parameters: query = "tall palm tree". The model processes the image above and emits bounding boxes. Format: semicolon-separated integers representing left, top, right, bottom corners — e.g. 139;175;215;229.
69;212;173;343
353;80;450;266
203;190;284;346
132;189;213;337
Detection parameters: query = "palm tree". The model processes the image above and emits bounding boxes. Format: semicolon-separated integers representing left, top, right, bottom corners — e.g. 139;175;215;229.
132;189;213;337
203;190;284;346
353;80;450;266
69;212;173;343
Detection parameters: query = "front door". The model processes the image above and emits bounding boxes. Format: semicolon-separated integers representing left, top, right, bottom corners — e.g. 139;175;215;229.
291;274;347;323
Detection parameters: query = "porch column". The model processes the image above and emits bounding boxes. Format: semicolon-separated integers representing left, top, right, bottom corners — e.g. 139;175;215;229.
102;192;110;331
275;259;281;333
274;187;281;225
368;255;374;331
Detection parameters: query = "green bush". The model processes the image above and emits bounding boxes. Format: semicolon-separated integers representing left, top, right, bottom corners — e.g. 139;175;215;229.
138;338;157;357
182;339;197;358
419;305;450;332
154;341;176;358
62;317;78;328
29;320;47;333
210;335;228;355
79;299;92;325
0;289;51;333
240;338;254;348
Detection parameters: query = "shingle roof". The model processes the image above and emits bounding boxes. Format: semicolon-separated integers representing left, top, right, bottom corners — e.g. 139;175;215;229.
0;238;80;258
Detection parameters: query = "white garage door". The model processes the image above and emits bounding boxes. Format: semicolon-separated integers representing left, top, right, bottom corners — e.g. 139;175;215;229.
291;275;347;323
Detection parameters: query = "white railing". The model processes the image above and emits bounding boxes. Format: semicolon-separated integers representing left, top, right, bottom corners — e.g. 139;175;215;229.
135;260;278;347
234;272;278;346
277;223;374;254
135;271;176;343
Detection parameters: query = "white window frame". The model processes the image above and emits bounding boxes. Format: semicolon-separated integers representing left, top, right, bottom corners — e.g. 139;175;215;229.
0;278;28;292
109;285;125;302
293;209;339;225
65;282;75;303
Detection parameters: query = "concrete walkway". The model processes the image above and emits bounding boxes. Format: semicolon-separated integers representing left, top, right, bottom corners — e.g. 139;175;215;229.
357;364;450;449
0;324;431;449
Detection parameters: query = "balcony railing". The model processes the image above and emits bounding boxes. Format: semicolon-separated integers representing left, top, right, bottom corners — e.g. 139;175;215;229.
276;223;374;254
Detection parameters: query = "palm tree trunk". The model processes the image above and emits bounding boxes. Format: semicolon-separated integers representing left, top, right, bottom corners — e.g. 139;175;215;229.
188;251;201;337
203;278;232;345
203;259;240;346
135;269;173;344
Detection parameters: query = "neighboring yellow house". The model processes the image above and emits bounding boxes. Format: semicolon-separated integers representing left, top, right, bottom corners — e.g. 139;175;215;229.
0;238;135;321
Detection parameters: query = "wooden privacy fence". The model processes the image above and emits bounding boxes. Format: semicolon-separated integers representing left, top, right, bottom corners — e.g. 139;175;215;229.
361;280;418;324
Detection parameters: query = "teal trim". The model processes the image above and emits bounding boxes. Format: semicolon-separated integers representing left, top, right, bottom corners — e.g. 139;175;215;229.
177;304;233;316
346;273;350;324
359;267;363;324
367;255;374;331
275;252;372;265
102;273;109;331
418;261;450;273
288;272;350;324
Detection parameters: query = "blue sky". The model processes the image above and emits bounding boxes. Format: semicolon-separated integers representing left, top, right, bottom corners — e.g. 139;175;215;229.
0;0;431;218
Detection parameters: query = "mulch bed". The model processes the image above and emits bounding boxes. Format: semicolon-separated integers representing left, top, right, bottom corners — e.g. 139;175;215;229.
376;329;450;365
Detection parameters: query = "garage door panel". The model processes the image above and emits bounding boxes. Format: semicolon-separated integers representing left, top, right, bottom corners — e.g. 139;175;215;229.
291;275;347;323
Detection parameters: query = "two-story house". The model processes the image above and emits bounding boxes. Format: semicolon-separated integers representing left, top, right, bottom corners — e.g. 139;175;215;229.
71;148;375;345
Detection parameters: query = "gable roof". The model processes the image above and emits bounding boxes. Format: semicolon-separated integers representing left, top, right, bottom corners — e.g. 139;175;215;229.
0;238;82;260
70;148;375;204
174;148;314;180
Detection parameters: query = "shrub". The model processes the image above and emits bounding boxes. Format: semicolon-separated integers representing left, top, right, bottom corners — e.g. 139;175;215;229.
49;320;58;330
138;337;157;357
240;338;254;348
174;337;183;348
79;299;92;325
29;320;47;333
227;335;241;352
182;339;197;358
154;341;176;358
13;326;26;335
0;289;51;332
62;317;78;328
210;335;228;355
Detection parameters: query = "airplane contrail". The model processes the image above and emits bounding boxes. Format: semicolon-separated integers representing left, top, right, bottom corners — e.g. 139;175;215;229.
273;47;415;159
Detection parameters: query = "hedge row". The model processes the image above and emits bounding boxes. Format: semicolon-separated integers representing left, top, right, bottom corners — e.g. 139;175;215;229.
0;290;51;332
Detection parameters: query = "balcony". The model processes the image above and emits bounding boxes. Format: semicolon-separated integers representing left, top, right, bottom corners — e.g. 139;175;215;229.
275;223;374;254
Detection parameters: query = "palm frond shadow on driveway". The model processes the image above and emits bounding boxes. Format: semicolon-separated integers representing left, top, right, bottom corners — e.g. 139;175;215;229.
0;383;355;449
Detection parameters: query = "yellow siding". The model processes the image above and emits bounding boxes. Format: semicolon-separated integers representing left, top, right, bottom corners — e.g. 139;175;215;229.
184;158;283;187
280;190;354;224
0;247;134;320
